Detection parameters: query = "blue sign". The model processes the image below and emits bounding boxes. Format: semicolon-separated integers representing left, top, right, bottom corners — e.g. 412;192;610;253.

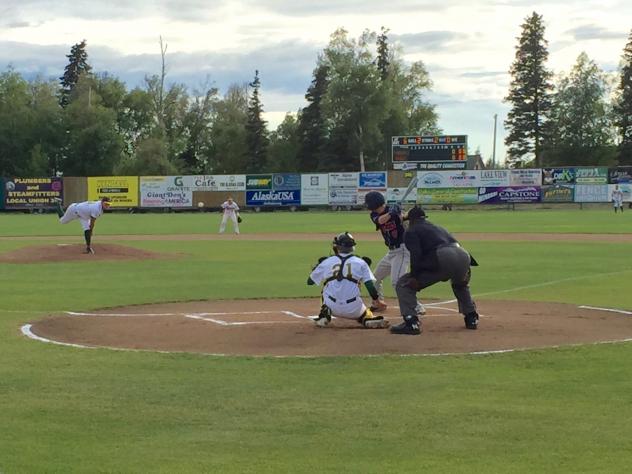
359;172;387;189
246;189;301;206
272;173;301;190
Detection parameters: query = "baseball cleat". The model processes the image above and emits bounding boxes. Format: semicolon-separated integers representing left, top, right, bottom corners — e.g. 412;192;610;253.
359;309;389;329
313;304;332;327
464;312;479;330
390;315;421;335
415;303;426;315
85;247;94;254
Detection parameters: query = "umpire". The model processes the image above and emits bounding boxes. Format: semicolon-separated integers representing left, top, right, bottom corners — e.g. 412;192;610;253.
391;206;479;335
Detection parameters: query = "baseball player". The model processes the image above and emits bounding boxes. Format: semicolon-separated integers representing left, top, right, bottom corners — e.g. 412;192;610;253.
391;206;479;335
219;197;241;234
308;232;389;329
363;191;425;316
53;197;111;254
612;185;624;213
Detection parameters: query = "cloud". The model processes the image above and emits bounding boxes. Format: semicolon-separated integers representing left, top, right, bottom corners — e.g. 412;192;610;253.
565;24;627;41
460;71;506;78
392;31;471;54
242;0;459;16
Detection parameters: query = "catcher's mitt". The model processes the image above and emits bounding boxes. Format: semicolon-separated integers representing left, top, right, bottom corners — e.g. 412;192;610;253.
237;215;243;223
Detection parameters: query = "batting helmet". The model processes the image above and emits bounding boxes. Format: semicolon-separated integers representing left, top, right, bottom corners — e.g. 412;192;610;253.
332;232;356;253
364;191;385;211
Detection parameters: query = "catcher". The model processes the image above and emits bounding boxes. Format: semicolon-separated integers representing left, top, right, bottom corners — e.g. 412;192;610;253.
308;232;389;329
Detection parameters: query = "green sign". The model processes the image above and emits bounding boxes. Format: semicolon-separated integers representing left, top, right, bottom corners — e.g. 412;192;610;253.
245;174;273;190
418;187;478;204
575;167;608;184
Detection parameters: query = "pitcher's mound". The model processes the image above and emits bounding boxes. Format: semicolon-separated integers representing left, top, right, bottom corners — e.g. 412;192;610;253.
26;298;632;356
0;243;171;263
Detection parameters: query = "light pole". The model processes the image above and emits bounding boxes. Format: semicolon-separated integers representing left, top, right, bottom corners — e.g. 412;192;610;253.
492;113;498;168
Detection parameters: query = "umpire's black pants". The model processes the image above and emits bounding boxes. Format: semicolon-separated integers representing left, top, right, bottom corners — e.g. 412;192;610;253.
396;244;477;317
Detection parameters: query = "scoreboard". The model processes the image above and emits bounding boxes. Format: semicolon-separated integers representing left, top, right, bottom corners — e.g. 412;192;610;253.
392;135;468;169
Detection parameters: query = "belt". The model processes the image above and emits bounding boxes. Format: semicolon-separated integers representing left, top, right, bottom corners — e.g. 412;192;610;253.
328;295;357;304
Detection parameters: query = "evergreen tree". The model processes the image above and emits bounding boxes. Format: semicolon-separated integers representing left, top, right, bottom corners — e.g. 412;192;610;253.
614;29;632;165
504;12;553;168
376;27;390;81
209;84;249;173
244;70;269;173
296;64;329;172
59;40;91;107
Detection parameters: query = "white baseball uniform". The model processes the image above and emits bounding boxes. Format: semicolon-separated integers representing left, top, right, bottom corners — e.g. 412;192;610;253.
309;253;376;319
219;201;240;234
59;201;104;230
612;189;624;209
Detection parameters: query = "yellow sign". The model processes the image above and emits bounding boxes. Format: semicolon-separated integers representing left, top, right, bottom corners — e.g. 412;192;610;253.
87;177;139;207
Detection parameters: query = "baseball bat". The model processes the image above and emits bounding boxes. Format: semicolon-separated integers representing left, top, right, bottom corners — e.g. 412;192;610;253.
397;176;418;206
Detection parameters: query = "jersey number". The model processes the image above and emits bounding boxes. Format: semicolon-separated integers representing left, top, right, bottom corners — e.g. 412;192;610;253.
332;263;353;280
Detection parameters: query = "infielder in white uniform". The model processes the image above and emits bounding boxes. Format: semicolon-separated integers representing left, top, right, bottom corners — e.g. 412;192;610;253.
54;197;111;254
219;197;240;234
612;185;624;213
308;232;389;329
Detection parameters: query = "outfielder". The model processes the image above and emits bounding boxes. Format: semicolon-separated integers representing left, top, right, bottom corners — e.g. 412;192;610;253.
612;185;624;213
308;232;389;329
363;191;425;315
391;206;479;335
219;197;241;234
53;197;111;254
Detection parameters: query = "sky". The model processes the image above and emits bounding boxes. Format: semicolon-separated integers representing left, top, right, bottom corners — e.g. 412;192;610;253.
1;0;631;165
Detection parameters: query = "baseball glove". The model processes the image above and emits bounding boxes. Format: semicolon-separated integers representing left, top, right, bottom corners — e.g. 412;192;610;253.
237;215;243;223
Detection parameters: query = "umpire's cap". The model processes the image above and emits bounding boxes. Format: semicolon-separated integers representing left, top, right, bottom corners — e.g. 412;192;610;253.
364;191;385;211
407;206;427;222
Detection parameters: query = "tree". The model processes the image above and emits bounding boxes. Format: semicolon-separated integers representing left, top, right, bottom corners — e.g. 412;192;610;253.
267;114;300;172
59;40;91;107
614;29;632;165
376;27;390;81
296;64;329;172
244;70;269;173
209;83;249;173
115;136;179;175
504;12;553;168
544;52;616;166
179;81;219;173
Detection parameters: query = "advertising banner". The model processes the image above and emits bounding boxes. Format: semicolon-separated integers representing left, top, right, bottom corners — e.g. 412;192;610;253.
418;187;478;204
479;169;510;187
140;176;193;207
245;174;273;190
328;187;358;205
87;176;139;207
609;184;632;202
358;172;387;189
3;177;63;209
246;189;301;206
478;186;541;204
387;187;417;204
542;168;575;185
575;167;608;184
329;172;359;187
273;173;301;190
608;167;632;184
300;174;329;205
574;185;609;202
541;184;575;203
192;175;246;191
509;169;542;186
417;170;481;188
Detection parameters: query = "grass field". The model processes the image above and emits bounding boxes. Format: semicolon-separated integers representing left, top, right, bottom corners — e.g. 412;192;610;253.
1;209;632;473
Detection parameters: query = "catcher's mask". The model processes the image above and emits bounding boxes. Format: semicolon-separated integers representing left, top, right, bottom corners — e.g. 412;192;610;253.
332;232;356;254
364;191;385;211
407;206;427;222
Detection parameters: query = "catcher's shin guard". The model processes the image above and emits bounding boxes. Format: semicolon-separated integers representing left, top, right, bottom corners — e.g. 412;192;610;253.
314;304;332;327
359;309;389;329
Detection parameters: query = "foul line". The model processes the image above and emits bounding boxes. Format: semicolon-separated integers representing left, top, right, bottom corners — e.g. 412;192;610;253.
579;305;632;315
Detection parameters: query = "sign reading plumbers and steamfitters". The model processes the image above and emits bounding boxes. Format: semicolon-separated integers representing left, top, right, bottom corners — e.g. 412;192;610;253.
192;175;246;191
3;177;63;209
478;186;541;204
140;176;193;207
88;176;139;207
301;174;329;205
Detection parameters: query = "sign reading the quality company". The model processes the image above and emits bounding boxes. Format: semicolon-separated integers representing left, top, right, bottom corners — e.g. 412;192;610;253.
192;175;246;191
509;169;542;186
478;186;541;204
575;167;608;184
246;189;301;206
140;176;193;207
358;172;387;189
273;173;301;190
541;184;574;202
574;185;608;202
3;177;63;209
245;174;273;190
301;174;329;205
